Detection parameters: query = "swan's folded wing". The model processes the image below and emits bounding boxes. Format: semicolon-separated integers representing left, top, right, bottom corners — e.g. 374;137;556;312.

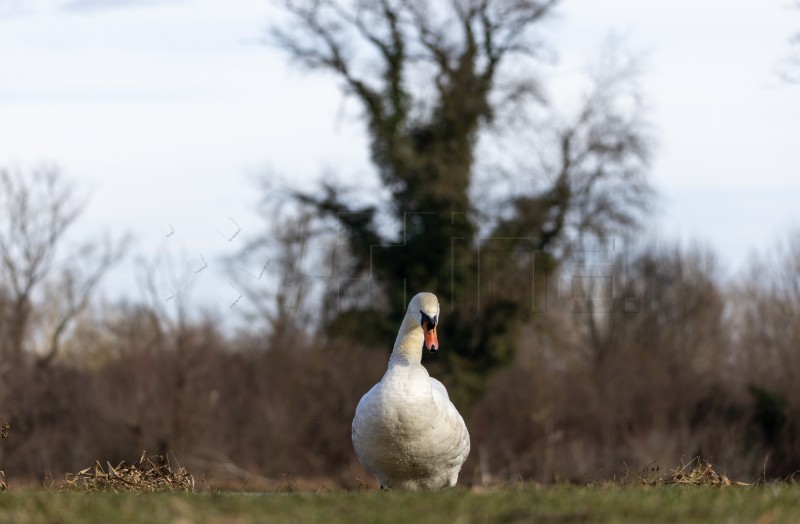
429;377;471;468
429;377;450;400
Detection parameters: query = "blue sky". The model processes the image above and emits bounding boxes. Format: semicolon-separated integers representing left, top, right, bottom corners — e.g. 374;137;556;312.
0;0;798;313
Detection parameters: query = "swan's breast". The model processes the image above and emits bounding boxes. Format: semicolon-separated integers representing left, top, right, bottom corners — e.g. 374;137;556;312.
353;369;433;439
353;364;468;478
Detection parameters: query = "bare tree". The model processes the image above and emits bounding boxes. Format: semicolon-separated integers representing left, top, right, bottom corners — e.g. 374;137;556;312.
490;45;653;262
735;229;800;395
726;229;800;476
271;0;563;310
0;165;128;367
232;200;319;346
268;0;653;405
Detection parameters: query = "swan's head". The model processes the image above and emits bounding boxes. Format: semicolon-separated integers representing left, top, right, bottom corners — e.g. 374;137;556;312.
409;292;440;352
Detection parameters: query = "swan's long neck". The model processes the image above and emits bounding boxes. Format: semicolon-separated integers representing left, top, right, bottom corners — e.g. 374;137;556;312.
389;312;424;364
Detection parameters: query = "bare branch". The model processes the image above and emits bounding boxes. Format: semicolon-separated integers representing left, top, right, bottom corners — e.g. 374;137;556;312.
38;234;129;365
0;165;127;364
271;0;385;122
778;2;800;83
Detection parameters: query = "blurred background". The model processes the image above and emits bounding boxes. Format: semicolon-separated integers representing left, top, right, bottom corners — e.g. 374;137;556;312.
0;0;799;488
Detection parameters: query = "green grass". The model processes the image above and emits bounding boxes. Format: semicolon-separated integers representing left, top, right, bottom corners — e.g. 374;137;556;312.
0;485;798;523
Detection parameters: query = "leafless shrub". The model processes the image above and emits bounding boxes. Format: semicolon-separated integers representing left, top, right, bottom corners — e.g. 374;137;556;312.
469;241;752;484
3;218;800;487
728;229;800;477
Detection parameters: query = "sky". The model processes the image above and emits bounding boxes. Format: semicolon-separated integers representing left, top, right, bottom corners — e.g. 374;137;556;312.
0;0;798;315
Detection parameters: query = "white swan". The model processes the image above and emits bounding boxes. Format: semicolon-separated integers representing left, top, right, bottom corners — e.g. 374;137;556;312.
352;292;470;490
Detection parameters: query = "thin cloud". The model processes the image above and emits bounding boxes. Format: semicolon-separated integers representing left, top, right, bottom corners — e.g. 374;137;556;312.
0;0;185;17
0;0;31;18
59;0;188;14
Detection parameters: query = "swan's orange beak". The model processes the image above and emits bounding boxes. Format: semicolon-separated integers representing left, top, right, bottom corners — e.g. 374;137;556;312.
423;323;438;352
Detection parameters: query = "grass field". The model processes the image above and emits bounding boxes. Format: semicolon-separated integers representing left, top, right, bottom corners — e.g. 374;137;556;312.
0;485;798;523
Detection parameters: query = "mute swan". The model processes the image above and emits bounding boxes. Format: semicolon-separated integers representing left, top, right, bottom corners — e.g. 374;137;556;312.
352;292;470;490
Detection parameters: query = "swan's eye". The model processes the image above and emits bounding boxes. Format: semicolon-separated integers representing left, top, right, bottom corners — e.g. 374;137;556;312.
420;311;437;331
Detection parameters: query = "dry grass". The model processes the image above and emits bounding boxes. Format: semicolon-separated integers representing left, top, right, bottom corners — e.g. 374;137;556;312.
58;452;195;493
639;458;751;487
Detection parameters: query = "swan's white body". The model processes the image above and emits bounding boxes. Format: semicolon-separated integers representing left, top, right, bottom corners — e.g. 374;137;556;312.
352;293;470;490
